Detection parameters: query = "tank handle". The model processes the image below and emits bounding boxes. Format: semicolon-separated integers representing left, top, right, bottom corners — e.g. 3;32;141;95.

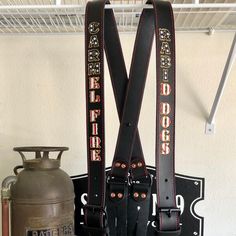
18;151;26;161
13;146;69;161
13;165;24;175
57;151;65;161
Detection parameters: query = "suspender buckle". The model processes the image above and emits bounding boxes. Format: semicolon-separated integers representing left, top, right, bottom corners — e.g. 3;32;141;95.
158;207;181;218
155;208;181;235
83;204;106;215
83;204;108;235
155;228;181;236
106;175;128;185
129;173;152;186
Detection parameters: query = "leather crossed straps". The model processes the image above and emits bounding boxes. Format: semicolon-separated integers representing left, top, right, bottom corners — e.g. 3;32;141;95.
105;6;153;236
84;0;180;235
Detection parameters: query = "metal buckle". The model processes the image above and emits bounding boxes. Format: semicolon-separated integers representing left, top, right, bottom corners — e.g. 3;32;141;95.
106;175;128;185
158;207;181;218
83;204;106;215
83;205;108;234
129;173;153;186
155;227;181;236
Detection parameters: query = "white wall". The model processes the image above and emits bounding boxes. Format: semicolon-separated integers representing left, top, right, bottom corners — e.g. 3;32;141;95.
0;32;235;235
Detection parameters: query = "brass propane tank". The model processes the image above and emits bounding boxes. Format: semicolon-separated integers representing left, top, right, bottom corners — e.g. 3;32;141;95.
10;146;75;236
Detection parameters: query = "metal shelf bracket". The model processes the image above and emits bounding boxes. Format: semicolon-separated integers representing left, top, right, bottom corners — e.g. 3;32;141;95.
205;33;236;134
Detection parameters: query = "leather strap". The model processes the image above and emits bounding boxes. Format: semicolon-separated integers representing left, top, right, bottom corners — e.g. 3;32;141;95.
85;1;107;235
149;1;181;234
105;5;153;236
105;9;155;234
124;9;154;236
104;4;149;181
85;1;149;235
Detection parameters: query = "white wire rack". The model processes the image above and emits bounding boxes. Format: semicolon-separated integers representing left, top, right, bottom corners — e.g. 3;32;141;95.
0;0;235;34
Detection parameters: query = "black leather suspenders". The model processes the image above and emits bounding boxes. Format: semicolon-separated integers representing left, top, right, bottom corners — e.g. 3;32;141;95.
84;1;180;235
84;1;107;235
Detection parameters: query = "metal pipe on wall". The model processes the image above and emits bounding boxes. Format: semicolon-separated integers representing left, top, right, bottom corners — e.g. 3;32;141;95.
2;199;9;236
1;176;17;236
205;33;236;134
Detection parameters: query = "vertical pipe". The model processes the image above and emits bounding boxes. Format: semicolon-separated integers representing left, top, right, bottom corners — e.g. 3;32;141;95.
207;33;236;125
1;176;17;236
2;199;9;236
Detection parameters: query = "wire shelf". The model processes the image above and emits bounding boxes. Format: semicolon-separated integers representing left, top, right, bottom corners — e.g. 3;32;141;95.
0;0;235;34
